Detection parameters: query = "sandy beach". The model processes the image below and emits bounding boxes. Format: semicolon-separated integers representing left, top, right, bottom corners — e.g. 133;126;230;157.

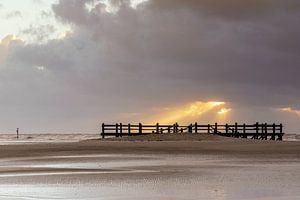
1;0;300;199
0;134;299;200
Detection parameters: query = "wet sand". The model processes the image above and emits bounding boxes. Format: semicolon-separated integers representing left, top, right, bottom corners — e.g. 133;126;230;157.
0;135;299;200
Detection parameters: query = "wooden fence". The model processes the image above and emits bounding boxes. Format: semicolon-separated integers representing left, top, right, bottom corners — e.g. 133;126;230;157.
101;122;284;140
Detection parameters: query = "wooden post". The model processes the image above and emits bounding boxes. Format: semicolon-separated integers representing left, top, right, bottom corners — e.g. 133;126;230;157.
175;123;179;133
264;123;268;140
214;123;218;134
188;124;192;133
120;123;123;137
278;123;283;141
260;123;264;140
116;123;119;137
139;123;142;134
235;122;238;138
168;126;171;133
156;123;159;134
262;123;264;140
255;122;259;139
128;123;131;136
243;124;247;138
101;123;105;139
160;128;163;134
272;123;275;140
225;124;228;135
195;122;198;133
16;128;19;139
208;124;210;134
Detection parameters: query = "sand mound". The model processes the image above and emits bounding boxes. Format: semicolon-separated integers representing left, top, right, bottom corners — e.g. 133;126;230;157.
100;133;234;142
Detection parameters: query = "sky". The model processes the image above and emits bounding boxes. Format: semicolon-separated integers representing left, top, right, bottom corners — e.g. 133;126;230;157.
0;0;300;134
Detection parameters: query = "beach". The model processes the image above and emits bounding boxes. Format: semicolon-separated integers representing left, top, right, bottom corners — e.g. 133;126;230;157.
0;134;299;200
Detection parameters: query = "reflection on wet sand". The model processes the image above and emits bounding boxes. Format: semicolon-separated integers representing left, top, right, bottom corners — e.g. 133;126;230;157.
0;151;299;200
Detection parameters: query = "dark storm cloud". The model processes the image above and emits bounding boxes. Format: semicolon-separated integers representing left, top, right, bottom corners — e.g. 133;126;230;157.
1;0;300;132
144;0;300;19
50;0;300;106
52;0;91;25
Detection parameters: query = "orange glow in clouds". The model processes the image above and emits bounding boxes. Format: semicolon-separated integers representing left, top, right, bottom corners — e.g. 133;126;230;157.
149;101;229;124
278;107;300;117
218;108;232;115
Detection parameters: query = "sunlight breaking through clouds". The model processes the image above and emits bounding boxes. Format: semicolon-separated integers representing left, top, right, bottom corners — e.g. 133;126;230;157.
149;101;228;124
0;35;20;46
218;108;231;115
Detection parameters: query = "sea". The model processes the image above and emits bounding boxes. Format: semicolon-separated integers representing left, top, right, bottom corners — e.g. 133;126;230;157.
0;133;100;145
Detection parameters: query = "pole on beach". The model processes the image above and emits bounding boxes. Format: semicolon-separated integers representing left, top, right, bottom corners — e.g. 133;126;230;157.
272;123;276;140
243;124;247;138
235;122;238;138
214;123;218;135
139;123;142;135
116;123;119;137
102;123;105;139
188;124;192;133
279;123;283;141
120;123;123;137
255;122;259;139
128;123;131;136
264;123;268;140
174;123;179;133
225;124;228;136
16;128;19;139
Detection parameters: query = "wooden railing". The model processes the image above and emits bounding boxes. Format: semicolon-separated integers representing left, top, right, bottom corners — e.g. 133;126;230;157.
101;122;284;140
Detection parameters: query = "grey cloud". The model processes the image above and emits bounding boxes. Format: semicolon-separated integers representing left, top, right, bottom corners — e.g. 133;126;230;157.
50;0;300;111
52;0;91;25
143;0;300;20
51;0;300;103
22;24;56;43
1;0;300;133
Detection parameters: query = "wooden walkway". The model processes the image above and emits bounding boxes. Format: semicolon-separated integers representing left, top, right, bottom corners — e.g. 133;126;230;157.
101;122;284;140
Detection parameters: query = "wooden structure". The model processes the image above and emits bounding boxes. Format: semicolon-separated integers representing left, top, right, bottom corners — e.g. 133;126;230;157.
101;122;284;140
